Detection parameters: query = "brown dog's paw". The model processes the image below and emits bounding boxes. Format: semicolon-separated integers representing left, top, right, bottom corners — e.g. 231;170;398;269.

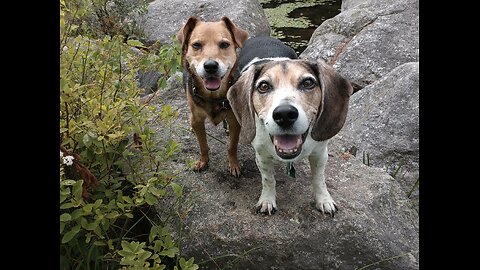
228;162;241;177
193;160;208;172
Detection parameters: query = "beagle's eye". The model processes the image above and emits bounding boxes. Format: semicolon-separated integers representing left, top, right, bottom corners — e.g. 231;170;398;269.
299;77;316;90
219;42;230;49
257;81;272;94
192;42;202;50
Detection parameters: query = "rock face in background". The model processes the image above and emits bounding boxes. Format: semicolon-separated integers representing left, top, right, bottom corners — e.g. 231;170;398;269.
301;0;419;88
302;0;419;198
336;62;419;193
143;0;419;268
142;0;270;45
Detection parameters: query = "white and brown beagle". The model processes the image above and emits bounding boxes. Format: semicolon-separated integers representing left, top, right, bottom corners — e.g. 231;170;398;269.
227;37;353;215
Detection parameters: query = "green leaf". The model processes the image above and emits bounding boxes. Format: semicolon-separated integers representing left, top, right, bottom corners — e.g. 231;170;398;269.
60;222;65;234
121;240;133;252
105;211;120;219
170;182;183;198
145;193;157;205
179;257;186;268
70;209;87;220
60;202;74;209
127;39;146;48
159;247;178;258
83;204;93;213
72;180;84;200
60;213;71;222
61;225;80;243
83;133;92;148
85;232;92;243
137;250;152;262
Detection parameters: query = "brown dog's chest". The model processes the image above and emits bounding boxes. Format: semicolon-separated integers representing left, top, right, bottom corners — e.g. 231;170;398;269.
186;85;231;125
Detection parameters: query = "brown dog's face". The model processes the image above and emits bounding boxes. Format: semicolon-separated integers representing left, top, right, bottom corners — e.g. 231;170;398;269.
177;17;248;92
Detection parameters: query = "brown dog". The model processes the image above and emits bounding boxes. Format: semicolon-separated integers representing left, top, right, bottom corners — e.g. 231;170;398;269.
176;16;249;177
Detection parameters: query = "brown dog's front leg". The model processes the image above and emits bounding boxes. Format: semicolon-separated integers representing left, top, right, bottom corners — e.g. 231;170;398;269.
190;114;209;171
226;111;241;177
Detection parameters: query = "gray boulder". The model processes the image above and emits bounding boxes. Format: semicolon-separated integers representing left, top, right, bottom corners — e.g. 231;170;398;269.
149;85;418;270
336;62;419;195
301;0;419;88
142;0;270;45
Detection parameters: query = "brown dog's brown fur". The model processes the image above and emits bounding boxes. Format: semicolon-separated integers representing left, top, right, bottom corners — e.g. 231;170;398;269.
177;16;249;177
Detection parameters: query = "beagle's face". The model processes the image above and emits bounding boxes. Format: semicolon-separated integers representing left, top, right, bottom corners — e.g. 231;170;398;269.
177;17;248;92
227;58;352;157
252;60;322;159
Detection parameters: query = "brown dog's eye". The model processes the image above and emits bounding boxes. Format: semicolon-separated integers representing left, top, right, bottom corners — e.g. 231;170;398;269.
257;81;272;94
192;42;202;50
219;42;230;49
300;77;316;90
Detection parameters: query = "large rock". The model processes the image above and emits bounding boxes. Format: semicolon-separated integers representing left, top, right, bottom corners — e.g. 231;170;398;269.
301;0;419;88
149;85;418;269
336;62;419;195
142;0;271;45
340;62;420;168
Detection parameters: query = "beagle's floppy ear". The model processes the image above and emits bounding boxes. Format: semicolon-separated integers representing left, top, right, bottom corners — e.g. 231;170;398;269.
311;59;353;141
227;65;257;144
221;16;249;48
176;16;200;54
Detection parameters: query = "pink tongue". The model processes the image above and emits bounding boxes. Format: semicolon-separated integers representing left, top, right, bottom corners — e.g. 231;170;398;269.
273;135;301;150
205;77;221;90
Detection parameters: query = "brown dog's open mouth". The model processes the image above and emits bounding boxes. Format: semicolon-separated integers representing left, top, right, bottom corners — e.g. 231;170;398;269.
204;76;222;91
270;129;308;159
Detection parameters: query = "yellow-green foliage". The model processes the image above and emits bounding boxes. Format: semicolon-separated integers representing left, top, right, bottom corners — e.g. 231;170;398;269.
60;1;196;269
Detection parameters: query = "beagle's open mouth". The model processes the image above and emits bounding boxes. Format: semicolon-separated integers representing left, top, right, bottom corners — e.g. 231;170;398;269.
204;76;222;91
270;128;309;159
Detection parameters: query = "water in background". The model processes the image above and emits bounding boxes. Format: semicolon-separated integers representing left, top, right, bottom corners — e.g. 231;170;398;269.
260;0;342;55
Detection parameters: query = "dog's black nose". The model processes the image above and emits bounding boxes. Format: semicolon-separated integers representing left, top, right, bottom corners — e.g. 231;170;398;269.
273;104;298;128
204;60;219;74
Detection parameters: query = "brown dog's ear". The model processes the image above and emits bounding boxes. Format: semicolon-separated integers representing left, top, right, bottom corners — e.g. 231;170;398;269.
176;17;199;53
221;16;249;48
227;65;257;144
311;59;353;141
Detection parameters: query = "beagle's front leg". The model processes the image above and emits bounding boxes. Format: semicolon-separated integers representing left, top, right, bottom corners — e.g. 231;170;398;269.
254;151;277;215
309;142;338;216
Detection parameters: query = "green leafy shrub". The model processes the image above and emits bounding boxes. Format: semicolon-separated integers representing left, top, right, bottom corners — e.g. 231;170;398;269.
61;0;150;40
60;1;195;269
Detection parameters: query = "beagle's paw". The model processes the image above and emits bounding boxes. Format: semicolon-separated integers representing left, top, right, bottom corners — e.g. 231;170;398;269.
256;197;277;215
315;195;338;217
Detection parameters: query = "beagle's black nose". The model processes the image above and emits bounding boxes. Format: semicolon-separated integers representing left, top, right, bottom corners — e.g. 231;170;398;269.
204;60;219;74
273;104;298;128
